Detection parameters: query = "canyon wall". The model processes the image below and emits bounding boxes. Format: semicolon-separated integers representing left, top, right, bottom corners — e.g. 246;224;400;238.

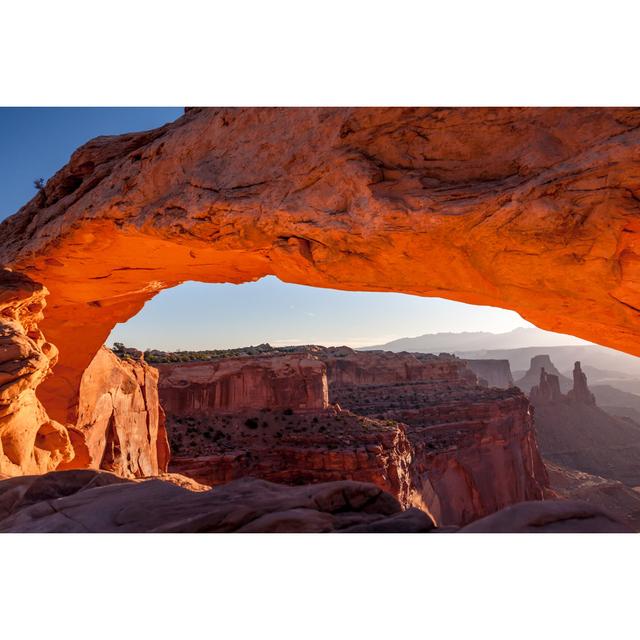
320;347;475;388
60;347;170;478
1;108;639;427
161;349;549;526
327;352;548;525
464;359;514;388
158;354;329;414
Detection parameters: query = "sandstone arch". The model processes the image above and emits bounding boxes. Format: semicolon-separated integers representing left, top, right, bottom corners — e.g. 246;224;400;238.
1;107;639;424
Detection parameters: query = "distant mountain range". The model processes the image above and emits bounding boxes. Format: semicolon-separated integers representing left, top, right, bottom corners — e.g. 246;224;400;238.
361;327;640;391
361;327;590;353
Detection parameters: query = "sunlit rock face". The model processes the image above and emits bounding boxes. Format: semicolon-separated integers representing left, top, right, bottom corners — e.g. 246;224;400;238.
1;107;640;427
160;348;549;526
59;347;169;478
157;354;329;414
0;269;72;476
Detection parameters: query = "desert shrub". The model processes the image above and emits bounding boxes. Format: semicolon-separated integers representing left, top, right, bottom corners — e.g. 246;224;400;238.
244;418;259;429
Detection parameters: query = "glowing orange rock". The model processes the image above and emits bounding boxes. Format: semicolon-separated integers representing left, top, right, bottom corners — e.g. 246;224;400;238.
0;107;639;426
59;347;169;478
0;269;72;475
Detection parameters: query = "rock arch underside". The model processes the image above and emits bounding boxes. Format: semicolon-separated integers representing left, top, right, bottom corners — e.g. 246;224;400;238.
1;107;640;532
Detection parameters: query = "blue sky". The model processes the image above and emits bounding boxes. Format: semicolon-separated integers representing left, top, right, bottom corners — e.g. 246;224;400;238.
0;107;536;349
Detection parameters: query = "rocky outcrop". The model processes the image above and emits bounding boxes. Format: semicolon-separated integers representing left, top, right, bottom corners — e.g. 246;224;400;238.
530;359;640;486
529;368;563;404
0;469;627;533
546;461;640;531
59;347;169;478
167;408;415;508
1;108;640;426
158;354;328;415
516;354;572;394
161;349;549;526
0;470;435;533
567;361;595;405
459;499;633;533
332;377;549;526
0;269;72;476
464;359;514;388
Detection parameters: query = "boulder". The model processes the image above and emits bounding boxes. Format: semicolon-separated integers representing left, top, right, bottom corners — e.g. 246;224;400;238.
0;470;435;533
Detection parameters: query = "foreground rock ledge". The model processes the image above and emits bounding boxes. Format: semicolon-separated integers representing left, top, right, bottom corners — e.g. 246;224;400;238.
0;470;631;533
0;108;639;423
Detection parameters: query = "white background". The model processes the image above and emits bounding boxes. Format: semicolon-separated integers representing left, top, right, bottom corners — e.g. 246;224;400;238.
2;1;639;638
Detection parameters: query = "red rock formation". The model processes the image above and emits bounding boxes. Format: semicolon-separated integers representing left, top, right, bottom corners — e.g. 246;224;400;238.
0;269;72;476
530;359;640;486
567;361;596;405
160;349;548;526
167;408;415;508
529;368;563;403
516;354;571;394
59;347;169;478
0;469;627;533
0;470;435;533
464;359;514;388
320;347;475;388
1;108;640;426
158;354;329;415
459;499;633;533
330;374;549;525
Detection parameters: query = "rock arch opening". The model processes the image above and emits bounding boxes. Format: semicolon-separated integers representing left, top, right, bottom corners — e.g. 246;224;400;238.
69;276;633;527
2;107;640;531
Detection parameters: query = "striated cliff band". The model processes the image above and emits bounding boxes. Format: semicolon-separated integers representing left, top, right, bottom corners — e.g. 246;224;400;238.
159;347;549;526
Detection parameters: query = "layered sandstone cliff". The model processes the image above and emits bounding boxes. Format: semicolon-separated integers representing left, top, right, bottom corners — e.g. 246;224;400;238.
59;347;170;478
161;348;549;526
0;269;72;476
168;408;415;508
1;108;639;427
319;347;476;388
464;359;514;389
0;469;629;533
158;354;328;414
328;354;548;526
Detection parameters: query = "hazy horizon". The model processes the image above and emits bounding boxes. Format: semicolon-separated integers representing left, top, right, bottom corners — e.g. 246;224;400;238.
105;276;590;352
